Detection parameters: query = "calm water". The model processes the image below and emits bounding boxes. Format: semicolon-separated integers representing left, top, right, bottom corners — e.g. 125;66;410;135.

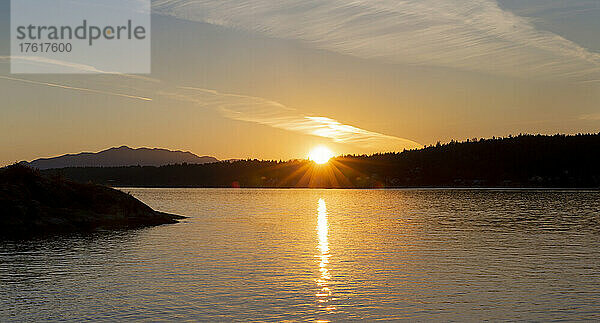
2;189;600;321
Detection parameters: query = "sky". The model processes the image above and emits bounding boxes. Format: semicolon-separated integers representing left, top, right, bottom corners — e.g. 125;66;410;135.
1;0;599;165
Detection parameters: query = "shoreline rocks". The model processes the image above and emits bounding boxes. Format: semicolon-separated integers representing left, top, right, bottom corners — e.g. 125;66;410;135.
0;164;184;238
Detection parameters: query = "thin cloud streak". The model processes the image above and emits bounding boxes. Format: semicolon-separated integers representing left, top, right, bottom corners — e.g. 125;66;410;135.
162;87;422;151
0;76;153;101
1;56;106;73
579;113;600;121
0;56;160;83
152;0;600;81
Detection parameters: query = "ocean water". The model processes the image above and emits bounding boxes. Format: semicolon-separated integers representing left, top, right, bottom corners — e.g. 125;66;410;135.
1;189;600;321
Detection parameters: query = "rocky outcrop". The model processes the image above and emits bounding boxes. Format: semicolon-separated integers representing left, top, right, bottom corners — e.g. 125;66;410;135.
0;164;184;238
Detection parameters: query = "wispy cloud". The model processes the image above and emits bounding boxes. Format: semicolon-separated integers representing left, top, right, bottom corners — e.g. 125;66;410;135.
0;76;153;101
0;56;159;83
1;56;107;73
579;113;600;121
162;86;422;151
152;0;600;81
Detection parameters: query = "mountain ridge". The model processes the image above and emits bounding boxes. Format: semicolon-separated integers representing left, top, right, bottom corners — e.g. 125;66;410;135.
25;146;218;170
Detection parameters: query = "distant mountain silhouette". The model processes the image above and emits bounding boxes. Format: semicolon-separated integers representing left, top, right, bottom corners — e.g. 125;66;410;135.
25;146;218;170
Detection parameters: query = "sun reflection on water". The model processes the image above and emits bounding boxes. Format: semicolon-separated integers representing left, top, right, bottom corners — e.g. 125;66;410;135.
316;198;335;313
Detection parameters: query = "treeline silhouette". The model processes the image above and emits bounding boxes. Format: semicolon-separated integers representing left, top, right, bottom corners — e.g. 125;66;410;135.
43;134;600;188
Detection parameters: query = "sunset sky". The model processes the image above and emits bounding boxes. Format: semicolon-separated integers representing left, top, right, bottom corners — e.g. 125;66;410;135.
1;0;599;165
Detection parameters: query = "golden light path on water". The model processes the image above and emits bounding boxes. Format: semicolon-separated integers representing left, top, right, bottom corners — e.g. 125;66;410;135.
316;198;335;313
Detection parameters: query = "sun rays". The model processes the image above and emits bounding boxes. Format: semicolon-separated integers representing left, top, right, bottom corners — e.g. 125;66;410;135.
262;154;373;189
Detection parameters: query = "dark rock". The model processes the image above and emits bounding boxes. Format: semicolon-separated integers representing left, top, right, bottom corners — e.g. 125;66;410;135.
0;164;184;238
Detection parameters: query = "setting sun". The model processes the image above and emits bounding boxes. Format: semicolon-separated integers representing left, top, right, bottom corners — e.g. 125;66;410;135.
308;146;334;164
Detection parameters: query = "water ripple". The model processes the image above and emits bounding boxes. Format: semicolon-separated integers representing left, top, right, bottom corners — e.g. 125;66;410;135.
1;189;600;321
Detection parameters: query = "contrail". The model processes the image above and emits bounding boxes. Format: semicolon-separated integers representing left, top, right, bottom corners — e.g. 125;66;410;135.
0;56;160;83
0;76;153;101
